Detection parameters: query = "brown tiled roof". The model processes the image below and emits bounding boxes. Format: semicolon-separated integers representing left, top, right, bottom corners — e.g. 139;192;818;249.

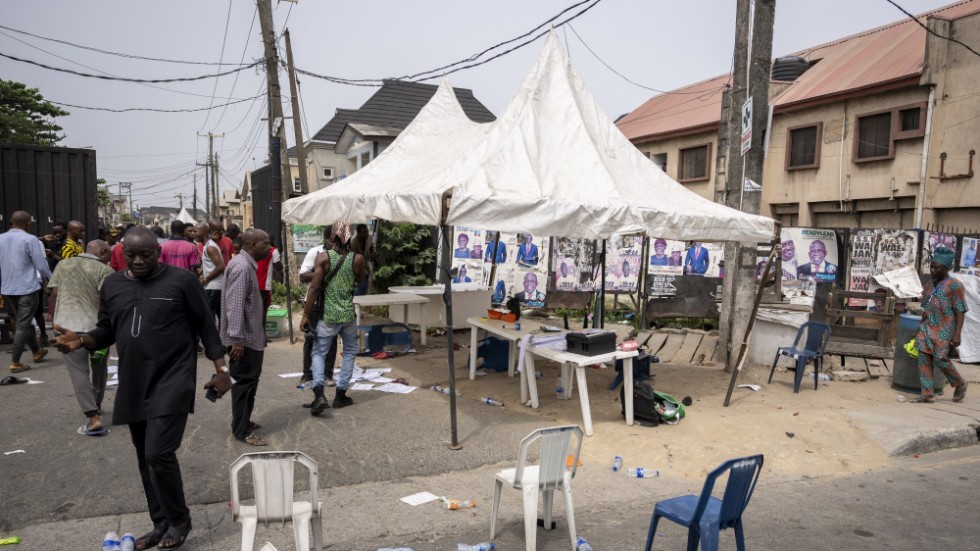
617;0;980;142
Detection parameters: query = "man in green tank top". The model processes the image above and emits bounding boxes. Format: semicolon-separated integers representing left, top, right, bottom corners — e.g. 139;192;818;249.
301;222;367;413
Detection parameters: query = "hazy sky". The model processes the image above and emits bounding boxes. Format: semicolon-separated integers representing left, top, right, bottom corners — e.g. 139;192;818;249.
1;0;956;210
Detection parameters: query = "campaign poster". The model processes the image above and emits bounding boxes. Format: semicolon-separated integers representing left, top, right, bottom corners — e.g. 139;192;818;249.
849;267;873;307
848;229;876;305
875;230;918;273
291;224;323;253
484;230;550;306
682;241;725;277
451;226;484;287
649;238;684;295
960;236;978;270
788;228;839;283
552;237;599;292
604;235;643;292
920;232;958;272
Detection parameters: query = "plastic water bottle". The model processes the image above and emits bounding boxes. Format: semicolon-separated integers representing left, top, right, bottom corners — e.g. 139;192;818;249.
627;468;659;478
480;397;505;408
431;385;460;396
91;348;108;368
556;374;565;398
102;531;121;551
121;533;136;551
612;455;623;472
456;543;494;551
576;536;594;551
441;497;477;510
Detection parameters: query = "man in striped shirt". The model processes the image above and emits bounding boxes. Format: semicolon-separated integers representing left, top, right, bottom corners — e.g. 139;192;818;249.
60;220;85;260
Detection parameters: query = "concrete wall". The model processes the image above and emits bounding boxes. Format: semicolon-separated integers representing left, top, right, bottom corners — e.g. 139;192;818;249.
635;130;719;201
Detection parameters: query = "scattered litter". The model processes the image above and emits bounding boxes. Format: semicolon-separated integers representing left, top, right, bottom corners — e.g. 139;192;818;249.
278;372;304;379
737;384;761;392
897;395;906;402
106;375;118;387
566;455;583;468
369;376;395;384
375;382;417;394
681;396;693;406
392;377;410;386
479;397;504;408
914;454;921;458
811;372;831;381
474;369;488;377
107;366;118;375
350;383;375;391
440;497;476;510
110;356;119;360
430;385;460;396
793;412;800;416
0;536;22;545
786;432;795;438
0;376;28;386
3;450;25;455
399;491;439;506
24;378;43;385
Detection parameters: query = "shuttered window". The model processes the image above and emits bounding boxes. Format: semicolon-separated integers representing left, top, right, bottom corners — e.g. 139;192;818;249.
678;143;711;182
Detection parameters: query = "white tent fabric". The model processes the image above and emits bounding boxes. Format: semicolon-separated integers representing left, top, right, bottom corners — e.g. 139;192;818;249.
176;208;196;224
283;31;775;243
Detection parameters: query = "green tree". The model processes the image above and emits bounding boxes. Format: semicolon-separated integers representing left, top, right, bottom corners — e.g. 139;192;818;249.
0;80;69;145
374;222;437;292
96;178;109;206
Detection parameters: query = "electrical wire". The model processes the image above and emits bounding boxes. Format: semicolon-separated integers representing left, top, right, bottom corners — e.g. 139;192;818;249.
0;51;262;83
0;23;252;66
48;95;263;113
210;5;259;130
883;0;980;58
199;0;237;130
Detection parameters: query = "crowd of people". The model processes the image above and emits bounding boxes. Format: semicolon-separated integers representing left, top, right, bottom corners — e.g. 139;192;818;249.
0;211;368;551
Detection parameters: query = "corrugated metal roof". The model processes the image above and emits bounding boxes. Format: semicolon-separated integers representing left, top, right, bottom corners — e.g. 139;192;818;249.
617;0;980;142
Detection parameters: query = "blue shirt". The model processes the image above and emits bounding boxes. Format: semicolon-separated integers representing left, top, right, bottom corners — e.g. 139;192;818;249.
0;228;52;295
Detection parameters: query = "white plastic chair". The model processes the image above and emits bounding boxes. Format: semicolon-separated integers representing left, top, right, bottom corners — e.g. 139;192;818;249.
230;451;323;551
490;425;584;551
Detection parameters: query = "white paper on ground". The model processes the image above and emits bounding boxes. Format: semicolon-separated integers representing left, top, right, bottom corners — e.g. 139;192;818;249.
368;376;394;384
400;491;440;506
350;383;375;391
737;384;761;391
110;356;119;360
24;378;44;385
278;372;304;378
3;449;25;455
375;382;417;394
107;365;118;375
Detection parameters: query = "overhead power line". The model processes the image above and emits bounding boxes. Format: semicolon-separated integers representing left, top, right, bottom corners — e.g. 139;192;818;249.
0;23;252;66
0;51;262;83
883;0;980;58
48;94;264;113
199;0;237;130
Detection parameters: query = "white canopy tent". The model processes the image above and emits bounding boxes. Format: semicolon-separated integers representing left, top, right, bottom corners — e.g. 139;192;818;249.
283;32;777;446
176;208;196;224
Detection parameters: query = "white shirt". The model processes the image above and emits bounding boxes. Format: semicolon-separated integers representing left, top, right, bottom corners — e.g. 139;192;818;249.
264;247;281;289
301;245;327;300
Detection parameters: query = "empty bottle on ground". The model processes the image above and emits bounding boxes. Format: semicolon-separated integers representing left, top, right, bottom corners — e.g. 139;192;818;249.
627;467;659;478
479;397;504;407
102;531;121;551
556;374;564;398
576;536;594;551
121;533;135;551
612;455;623;472
431;385;460;396
456;543;494;551
441;497;477;510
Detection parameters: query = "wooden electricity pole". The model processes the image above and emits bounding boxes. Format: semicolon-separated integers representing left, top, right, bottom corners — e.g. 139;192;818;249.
284;29;310;195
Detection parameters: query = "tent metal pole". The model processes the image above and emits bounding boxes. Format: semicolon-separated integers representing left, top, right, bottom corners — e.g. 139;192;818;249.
598;239;606;329
723;228;780;407
440;219;462;449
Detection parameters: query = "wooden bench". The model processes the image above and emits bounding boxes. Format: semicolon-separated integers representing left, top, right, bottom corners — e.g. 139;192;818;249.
823;289;896;366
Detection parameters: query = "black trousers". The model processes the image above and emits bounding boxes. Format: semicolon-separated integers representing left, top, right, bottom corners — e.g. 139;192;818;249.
205;289;222;326
129;414;190;529
303;326;337;380
3;293;39;363
230;347;264;440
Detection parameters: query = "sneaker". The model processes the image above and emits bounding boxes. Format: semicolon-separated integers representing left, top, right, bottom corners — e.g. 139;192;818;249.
310;396;330;416
332;394;354;409
32;348;47;363
9;362;30;373
325;376;336;387
954;381;968;403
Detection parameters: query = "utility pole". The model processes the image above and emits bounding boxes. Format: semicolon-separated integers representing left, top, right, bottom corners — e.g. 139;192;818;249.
120;182;133;223
716;0;776;372
284;29;310;195
175;193;185;210
198;132;224;220
192;173;198;218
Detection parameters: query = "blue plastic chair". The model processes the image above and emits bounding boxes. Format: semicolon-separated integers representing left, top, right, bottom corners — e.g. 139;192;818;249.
767;321;831;393
357;323;413;355
644;454;764;551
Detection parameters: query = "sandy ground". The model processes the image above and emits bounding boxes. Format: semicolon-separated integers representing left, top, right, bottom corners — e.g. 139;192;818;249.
331;314;905;483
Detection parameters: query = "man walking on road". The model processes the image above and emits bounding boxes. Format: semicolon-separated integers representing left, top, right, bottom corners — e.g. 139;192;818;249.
914;246;969;403
221;229;271;446
301;222;366;413
160;221;200;271
198;223;225;324
298;228;338;391
0;211;51;373
48;239;112;435
52;227;231;551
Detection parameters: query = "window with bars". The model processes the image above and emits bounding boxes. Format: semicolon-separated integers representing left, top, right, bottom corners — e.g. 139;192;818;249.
856;112;892;160
678;143;711;182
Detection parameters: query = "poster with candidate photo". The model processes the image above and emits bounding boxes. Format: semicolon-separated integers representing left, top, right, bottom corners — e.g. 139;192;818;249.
451;226;484;287
483;231;550;306
920;232;958;272
783;228;839;283
648;238;684;295
961;237;979;270
682;241;725;278
604;235;643;292
552;237;600;292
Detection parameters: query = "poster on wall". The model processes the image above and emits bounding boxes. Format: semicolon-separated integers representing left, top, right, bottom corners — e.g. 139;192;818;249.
291;224;323;253
847;229;876;305
604;235;643;292
682;241;725;278
551;237;599;292
648;238;684;295
874;230;918;273
483;231;550;306
960;236;978;270
920;231;958;272
451;227;485;287
780;228;839;283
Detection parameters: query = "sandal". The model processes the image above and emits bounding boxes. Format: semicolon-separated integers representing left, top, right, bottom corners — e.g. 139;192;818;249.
912;395;935;403
158;519;191;551
953;381;968;403
242;433;267;446
135;525;168;551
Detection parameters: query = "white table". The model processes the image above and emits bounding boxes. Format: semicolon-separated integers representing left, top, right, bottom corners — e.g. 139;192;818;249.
354;293;430;347
466;316;545;379
389;285;493;327
521;345;638;437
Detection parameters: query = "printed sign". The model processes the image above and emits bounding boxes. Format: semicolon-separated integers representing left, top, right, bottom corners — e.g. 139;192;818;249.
741;97;752;155
291;224;323;253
